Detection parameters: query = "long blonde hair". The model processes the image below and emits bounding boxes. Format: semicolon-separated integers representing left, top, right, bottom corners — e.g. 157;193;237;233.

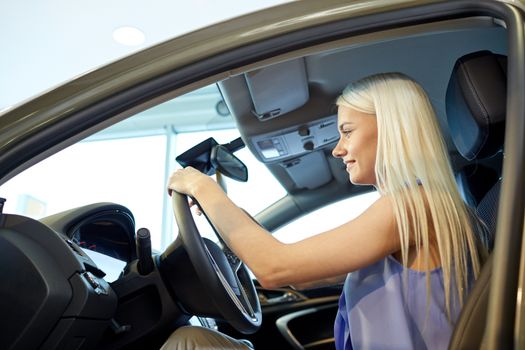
337;72;483;317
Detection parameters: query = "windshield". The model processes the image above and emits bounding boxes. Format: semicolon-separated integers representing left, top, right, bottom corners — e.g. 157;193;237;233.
0;84;286;251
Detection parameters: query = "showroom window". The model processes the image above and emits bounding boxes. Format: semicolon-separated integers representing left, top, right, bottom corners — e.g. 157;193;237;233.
1;135;168;248
0;84;286;252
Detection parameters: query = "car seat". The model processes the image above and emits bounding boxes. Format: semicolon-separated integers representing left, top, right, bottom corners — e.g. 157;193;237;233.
445;50;507;349
456;163;500;208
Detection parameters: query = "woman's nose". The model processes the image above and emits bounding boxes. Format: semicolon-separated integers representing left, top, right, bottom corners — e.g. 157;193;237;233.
332;140;345;158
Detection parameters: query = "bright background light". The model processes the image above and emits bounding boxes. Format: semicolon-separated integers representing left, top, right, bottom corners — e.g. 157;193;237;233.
0;0;293;111
112;26;146;46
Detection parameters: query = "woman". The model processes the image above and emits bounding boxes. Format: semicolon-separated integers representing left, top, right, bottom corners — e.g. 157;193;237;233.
164;73;486;349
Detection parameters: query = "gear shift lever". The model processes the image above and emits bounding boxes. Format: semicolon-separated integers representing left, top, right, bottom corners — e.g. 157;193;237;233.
136;228;154;275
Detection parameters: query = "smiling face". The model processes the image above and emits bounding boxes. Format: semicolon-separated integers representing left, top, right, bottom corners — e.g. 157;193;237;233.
332;105;378;186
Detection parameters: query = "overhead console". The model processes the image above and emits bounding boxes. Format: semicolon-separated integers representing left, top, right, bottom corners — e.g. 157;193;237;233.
252;115;338;190
219;57;340;190
251;115;338;162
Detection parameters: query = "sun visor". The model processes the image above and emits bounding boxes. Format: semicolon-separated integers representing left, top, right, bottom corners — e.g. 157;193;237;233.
245;58;309;121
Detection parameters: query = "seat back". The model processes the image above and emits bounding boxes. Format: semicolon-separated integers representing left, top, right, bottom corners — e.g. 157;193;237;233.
445;50;507;349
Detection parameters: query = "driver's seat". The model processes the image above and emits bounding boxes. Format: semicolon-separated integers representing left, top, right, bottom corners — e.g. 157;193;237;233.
445;50;507;349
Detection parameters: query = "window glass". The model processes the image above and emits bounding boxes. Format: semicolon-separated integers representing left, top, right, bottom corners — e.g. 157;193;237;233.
0;84;286;252
273;191;380;243
1;136;167;248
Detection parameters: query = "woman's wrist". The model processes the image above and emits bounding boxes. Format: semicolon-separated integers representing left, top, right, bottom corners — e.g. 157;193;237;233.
191;175;221;199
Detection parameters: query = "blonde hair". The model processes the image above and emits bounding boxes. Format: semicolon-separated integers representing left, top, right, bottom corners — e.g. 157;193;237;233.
337;72;483;318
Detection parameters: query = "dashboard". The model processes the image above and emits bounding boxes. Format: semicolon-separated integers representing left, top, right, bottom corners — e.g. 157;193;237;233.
81;248;127;282
1;201;229;349
0;209;120;349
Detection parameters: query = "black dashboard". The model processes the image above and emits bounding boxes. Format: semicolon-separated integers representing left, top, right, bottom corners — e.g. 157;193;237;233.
0;202;231;349
0;210;119;349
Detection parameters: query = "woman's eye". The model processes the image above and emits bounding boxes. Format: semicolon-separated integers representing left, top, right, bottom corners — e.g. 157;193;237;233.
342;130;352;138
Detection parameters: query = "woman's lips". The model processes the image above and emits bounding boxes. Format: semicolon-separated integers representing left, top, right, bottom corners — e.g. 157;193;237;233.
345;160;356;171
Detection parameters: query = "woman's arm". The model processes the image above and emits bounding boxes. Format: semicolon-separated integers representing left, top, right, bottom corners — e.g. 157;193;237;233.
291;274;347;291
168;167;400;289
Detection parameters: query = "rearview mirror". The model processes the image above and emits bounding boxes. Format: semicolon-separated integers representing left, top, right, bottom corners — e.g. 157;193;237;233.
211;145;248;182
175;137;218;176
175;137;248;182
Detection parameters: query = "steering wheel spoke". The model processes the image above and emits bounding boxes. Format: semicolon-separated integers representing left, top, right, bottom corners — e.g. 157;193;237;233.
224;246;243;271
234;265;257;318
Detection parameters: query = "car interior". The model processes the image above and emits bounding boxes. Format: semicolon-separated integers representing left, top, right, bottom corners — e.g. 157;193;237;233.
0;3;521;350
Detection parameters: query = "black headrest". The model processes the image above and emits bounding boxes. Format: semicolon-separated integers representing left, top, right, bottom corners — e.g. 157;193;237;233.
446;51;507;161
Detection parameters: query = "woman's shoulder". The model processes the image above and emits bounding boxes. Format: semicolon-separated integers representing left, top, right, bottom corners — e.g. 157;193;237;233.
362;194;395;217
352;194;397;238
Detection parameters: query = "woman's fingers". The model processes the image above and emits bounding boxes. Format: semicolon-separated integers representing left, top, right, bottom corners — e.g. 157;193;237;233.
188;198;203;216
167;166;198;195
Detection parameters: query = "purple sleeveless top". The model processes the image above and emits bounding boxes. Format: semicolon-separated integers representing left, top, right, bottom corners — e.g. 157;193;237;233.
334;256;462;350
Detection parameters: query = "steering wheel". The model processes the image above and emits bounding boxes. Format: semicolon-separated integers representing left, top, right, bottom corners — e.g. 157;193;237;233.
171;191;262;334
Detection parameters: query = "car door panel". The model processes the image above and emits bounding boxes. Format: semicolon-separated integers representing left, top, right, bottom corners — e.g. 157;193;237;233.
219;285;341;349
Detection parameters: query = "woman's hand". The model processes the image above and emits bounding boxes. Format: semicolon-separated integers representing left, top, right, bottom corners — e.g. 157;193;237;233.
167;166;217;197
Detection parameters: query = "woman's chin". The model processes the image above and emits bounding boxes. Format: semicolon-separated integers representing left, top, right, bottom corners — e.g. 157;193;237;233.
349;174;374;186
350;181;362;186
349;176;363;185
